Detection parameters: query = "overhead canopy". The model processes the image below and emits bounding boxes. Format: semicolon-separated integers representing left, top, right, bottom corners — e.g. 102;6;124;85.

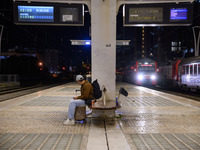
13;0;90;4
117;0;193;4
14;0;193;3
13;0;194;8
13;0;194;14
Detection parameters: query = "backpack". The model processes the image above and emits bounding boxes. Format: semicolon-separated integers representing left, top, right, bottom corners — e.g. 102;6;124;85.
92;79;102;99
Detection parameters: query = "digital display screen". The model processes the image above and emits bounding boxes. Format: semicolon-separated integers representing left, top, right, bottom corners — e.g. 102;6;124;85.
14;2;84;25
18;6;54;22
124;3;193;26
60;7;79;22
129;7;163;22
170;8;187;20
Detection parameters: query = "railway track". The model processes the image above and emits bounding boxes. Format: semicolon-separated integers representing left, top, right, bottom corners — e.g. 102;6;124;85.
0;83;63;102
146;85;200;102
0;85;38;95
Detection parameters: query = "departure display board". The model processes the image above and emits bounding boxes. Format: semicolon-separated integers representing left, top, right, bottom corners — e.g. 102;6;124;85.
13;2;84;26
124;3;193;26
18;6;54;22
129;7;163;23
170;8;187;20
60;7;79;22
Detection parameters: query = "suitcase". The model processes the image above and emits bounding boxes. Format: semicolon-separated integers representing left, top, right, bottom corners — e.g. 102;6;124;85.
75;106;86;121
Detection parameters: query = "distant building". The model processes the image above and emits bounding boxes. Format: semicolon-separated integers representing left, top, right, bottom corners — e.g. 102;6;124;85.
1;48;60;74
44;49;60;74
1;49;36;59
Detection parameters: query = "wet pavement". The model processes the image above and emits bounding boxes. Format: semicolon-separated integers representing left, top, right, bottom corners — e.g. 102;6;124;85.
0;82;200;150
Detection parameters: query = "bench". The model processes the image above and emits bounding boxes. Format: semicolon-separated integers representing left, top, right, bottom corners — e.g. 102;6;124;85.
90;100;120;110
74;100;121;121
74;87;126;120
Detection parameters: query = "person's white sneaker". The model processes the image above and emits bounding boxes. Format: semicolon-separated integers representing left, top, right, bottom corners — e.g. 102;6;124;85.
63;119;75;125
86;109;92;116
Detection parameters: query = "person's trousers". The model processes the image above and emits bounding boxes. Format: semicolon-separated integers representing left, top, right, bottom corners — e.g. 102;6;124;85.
68;99;86;119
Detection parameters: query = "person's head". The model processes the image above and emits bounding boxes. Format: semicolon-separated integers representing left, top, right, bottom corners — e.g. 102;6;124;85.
76;75;85;85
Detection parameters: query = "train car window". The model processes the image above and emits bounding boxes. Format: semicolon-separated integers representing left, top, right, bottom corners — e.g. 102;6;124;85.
194;65;197;75
186;65;189;74
182;66;185;75
190;65;193;75
198;64;200;75
138;66;155;72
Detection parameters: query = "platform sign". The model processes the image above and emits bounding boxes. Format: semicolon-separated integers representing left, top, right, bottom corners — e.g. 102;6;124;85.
17;6;54;22
128;7;163;23
170;8;187;21
13;2;84;26
124;3;193;26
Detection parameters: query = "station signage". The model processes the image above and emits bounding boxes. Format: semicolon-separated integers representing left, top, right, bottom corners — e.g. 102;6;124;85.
13;2;84;26
123;3;193;26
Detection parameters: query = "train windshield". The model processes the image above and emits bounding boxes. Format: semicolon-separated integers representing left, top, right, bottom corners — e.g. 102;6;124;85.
138;63;155;72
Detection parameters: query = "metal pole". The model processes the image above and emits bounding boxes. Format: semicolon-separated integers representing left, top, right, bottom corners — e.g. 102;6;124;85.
197;30;200;57
0;25;4;73
192;27;197;56
192;26;200;57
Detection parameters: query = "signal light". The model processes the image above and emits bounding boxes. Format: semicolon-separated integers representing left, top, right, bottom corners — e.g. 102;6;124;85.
38;62;43;66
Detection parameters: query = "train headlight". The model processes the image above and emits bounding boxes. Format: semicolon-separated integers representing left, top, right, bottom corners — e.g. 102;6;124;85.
151;75;156;80
138;75;144;80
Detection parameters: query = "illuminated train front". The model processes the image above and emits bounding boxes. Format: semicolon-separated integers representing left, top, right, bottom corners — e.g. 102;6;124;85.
134;59;158;85
124;58;159;85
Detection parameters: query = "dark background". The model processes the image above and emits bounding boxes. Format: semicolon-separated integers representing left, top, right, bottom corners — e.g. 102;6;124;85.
0;0;200;84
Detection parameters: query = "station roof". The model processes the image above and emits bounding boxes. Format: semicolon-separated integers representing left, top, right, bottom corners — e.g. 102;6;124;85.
118;0;193;3
14;0;194;4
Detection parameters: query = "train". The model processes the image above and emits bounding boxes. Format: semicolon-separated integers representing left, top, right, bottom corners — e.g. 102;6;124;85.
158;59;181;88
158;56;200;92
123;58;159;85
121;56;200;92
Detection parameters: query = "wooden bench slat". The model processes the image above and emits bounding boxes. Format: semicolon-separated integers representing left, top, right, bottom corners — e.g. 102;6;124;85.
91;100;117;110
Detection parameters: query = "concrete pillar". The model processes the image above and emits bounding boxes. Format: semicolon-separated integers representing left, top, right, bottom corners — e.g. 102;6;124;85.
91;0;116;100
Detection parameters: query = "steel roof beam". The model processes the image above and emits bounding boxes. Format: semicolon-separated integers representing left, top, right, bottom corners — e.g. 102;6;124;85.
117;0;193;4
13;0;194;15
13;0;91;11
117;0;193;13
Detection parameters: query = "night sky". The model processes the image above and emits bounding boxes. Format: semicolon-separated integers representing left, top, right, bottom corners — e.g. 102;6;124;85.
0;0;92;66
1;0;200;67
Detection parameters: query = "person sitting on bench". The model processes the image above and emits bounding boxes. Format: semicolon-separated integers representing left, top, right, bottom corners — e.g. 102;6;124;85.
64;75;94;125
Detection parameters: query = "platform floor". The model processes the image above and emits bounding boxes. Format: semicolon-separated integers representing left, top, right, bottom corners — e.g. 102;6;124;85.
0;82;200;150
